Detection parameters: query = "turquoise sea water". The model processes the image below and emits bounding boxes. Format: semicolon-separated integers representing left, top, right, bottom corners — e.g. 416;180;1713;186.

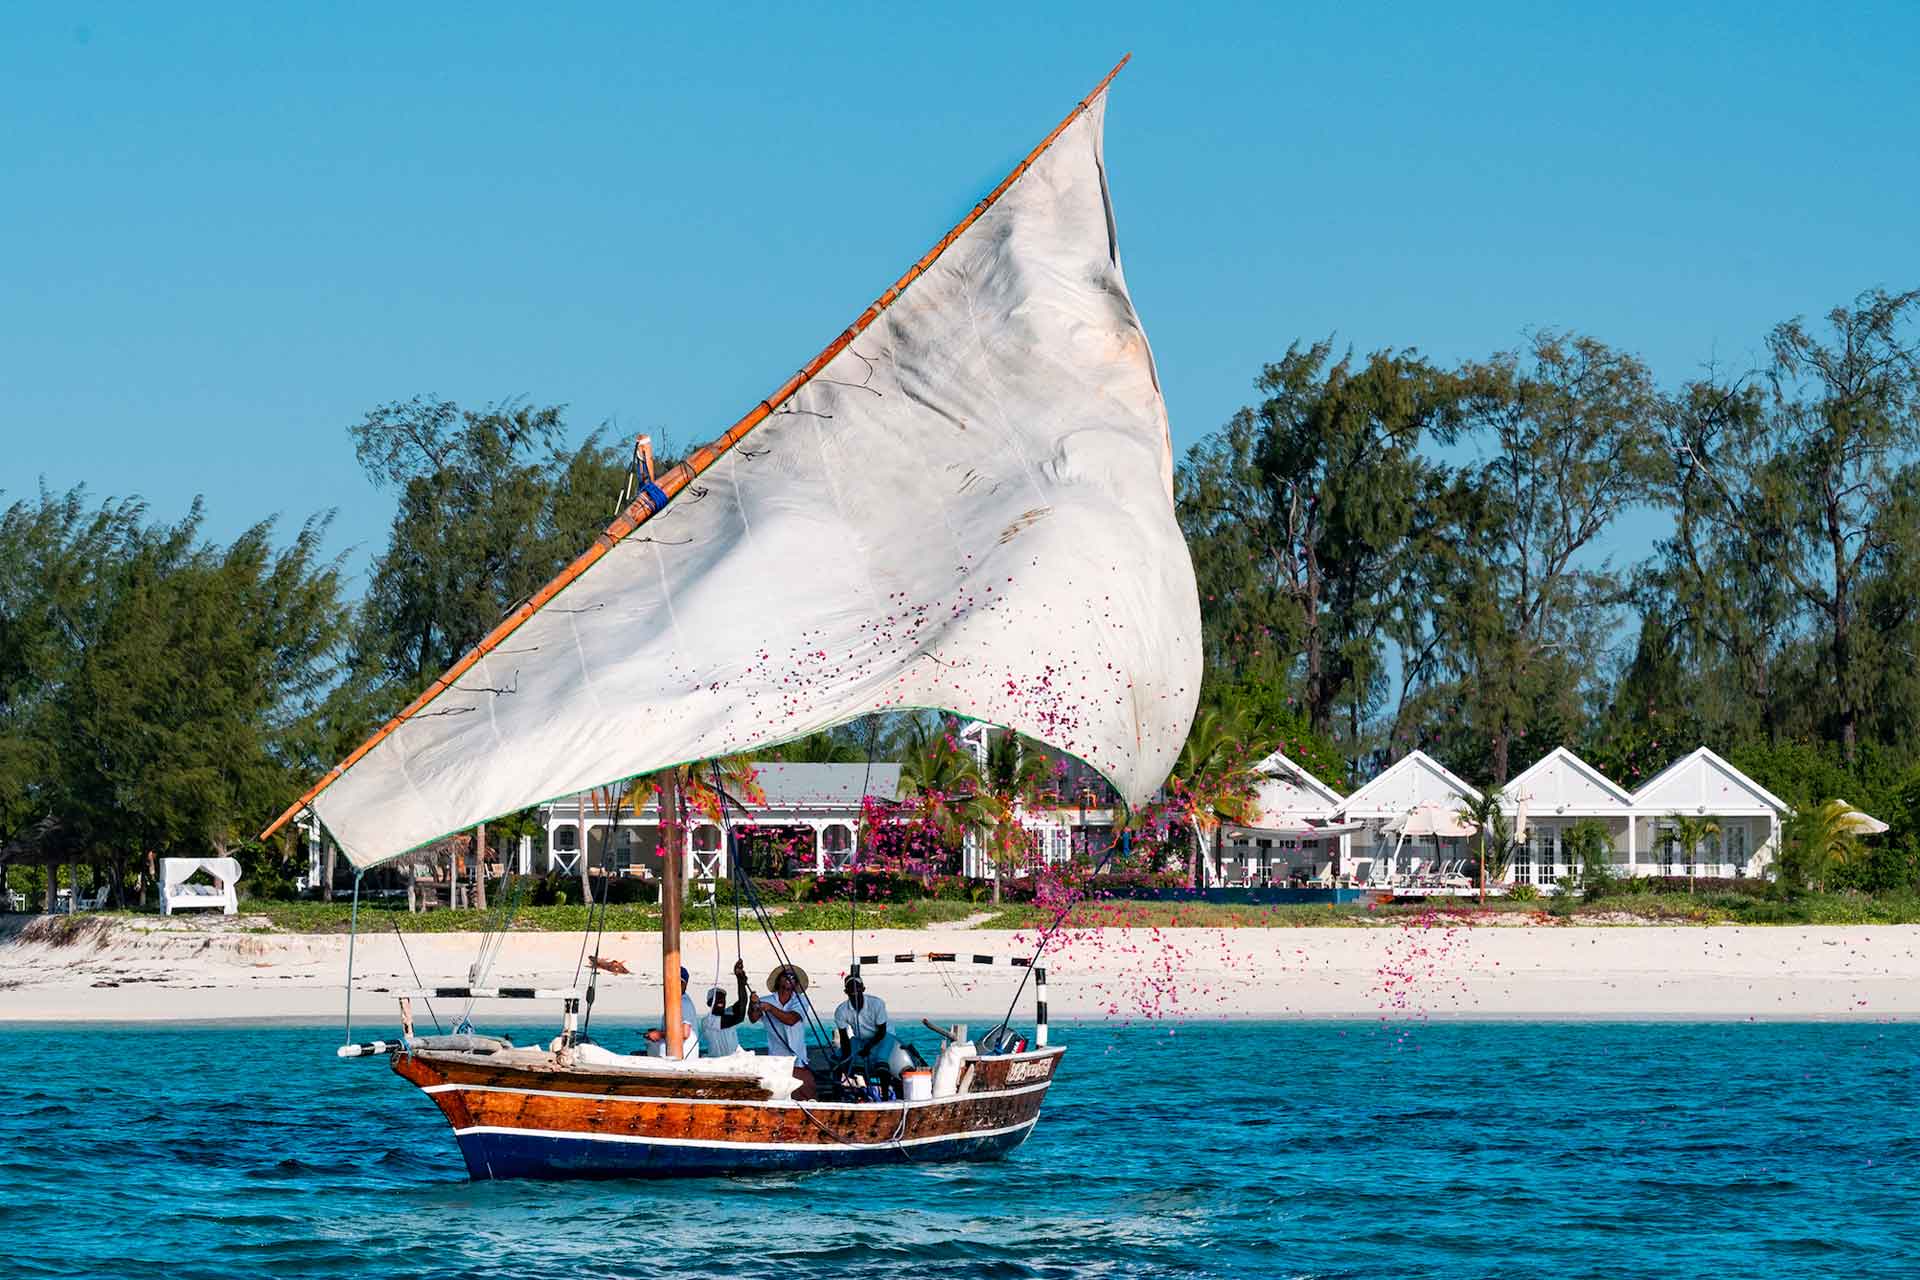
3;1019;1917;1278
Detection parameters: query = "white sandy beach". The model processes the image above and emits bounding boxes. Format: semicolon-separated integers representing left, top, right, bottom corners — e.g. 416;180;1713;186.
4;914;1919;1024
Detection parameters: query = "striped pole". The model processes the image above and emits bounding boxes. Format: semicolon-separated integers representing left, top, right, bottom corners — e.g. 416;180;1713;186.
1035;966;1049;1048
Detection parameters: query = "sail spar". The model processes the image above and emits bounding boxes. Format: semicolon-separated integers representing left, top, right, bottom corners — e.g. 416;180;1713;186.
276;61;1202;869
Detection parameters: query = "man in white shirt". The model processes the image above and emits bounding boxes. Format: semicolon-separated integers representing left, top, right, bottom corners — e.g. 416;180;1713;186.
698;959;752;1057
833;973;897;1075
644;966;701;1059
750;963;816;1098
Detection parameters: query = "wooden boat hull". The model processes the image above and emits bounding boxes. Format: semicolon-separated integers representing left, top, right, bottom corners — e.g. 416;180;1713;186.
394;1045;1066;1180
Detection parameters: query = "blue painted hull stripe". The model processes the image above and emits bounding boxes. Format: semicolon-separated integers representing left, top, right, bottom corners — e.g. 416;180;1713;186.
453;1123;1037;1178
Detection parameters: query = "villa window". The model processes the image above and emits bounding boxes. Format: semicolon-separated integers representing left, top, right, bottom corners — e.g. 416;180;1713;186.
1051;828;1070;864
1513;842;1533;885
1728;825;1747;873
553;825;578;852
1660;831;1676;876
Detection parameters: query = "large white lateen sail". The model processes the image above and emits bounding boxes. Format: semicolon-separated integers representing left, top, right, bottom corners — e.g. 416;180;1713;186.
281;67;1202;869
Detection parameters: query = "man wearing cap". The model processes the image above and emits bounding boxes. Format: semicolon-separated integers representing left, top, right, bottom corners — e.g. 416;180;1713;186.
699;958;753;1057
749;963;816;1098
833;972;898;1079
643;966;701;1060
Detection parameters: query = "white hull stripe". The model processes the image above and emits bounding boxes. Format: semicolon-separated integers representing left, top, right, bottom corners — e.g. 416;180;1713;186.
451;1116;1040;1151
423;1079;1054;1109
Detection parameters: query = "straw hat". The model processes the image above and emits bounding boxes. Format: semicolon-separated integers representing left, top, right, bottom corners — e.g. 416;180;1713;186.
767;963;809;994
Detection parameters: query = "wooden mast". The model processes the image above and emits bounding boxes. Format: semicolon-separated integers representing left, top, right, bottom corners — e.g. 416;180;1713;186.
660;773;685;1058
259;54;1133;847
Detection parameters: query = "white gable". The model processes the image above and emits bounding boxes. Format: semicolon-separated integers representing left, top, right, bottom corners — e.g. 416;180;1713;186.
1247;750;1343;826
1632;747;1789;815
1336;749;1481;818
1502;746;1634;814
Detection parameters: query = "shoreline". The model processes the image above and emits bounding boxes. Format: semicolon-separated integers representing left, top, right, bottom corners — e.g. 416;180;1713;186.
5;915;1919;1025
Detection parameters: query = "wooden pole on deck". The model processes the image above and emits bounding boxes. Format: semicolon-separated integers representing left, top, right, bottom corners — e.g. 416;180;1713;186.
660;773;685;1058
473;823;488;911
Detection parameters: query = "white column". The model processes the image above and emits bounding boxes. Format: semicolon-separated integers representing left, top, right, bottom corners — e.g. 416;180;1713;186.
1626;815;1637;878
813;821;826;875
518;834;532;875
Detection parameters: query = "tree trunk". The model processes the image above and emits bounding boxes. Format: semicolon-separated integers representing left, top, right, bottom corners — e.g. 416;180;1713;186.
1490;725;1511;788
43;867;57;912
1832;601;1858;763
472;824;488;911
322;841;338;904
990;866;1001;905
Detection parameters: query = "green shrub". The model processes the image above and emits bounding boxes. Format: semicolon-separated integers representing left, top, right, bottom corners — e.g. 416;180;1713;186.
1508;883;1539;902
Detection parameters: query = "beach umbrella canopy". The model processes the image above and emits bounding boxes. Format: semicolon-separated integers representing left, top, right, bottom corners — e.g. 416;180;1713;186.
1830;801;1889;835
1384;802;1476;839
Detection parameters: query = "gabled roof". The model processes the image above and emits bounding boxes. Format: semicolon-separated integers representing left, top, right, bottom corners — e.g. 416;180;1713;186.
1247;749;1344;825
546;763;901;819
1631;746;1789;815
744;763;904;809
1501;746;1635;813
1335;749;1482;818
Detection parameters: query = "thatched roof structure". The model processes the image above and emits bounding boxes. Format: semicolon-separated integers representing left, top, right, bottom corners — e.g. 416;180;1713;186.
0;816;82;868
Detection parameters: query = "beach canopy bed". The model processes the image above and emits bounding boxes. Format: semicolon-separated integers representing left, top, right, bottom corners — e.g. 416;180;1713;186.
160;857;240;915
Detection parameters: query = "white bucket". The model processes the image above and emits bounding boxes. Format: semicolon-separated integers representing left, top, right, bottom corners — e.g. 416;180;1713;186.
900;1069;933;1101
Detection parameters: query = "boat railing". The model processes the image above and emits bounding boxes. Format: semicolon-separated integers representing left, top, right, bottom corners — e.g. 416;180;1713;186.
338;985;587;1058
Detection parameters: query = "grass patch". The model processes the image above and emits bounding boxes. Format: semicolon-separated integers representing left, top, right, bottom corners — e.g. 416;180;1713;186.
242;900;662;934
974;901;1376;929
768;899;984;931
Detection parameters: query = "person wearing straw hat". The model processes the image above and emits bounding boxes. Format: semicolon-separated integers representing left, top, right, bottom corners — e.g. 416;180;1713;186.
749;963;816;1096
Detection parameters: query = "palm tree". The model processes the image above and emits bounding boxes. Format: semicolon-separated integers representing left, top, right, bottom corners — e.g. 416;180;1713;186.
1457;788;1513;904
1786;799;1864;892
896;721;991;883
1666;813;1723;894
1167;706;1267;890
1563;817;1616;896
623;757;765;889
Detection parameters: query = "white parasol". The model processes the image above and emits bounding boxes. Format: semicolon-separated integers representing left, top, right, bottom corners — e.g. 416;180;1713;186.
1831;801;1889;835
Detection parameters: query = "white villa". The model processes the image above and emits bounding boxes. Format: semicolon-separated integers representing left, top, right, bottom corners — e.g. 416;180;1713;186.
302;736;1811;896
1214;750;1350;885
1187;743;1799;892
537;763;904;882
1500;746;1642;885
1629;747;1789;879
1334;750;1481;883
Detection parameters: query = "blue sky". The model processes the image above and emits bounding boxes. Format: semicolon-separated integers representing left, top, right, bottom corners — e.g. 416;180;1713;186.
5;2;1917;596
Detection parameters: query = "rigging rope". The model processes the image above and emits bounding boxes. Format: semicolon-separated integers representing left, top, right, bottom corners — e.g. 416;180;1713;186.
849;714;881;976
343;868;364;1045
392;919;444;1035
711;780;834;1058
